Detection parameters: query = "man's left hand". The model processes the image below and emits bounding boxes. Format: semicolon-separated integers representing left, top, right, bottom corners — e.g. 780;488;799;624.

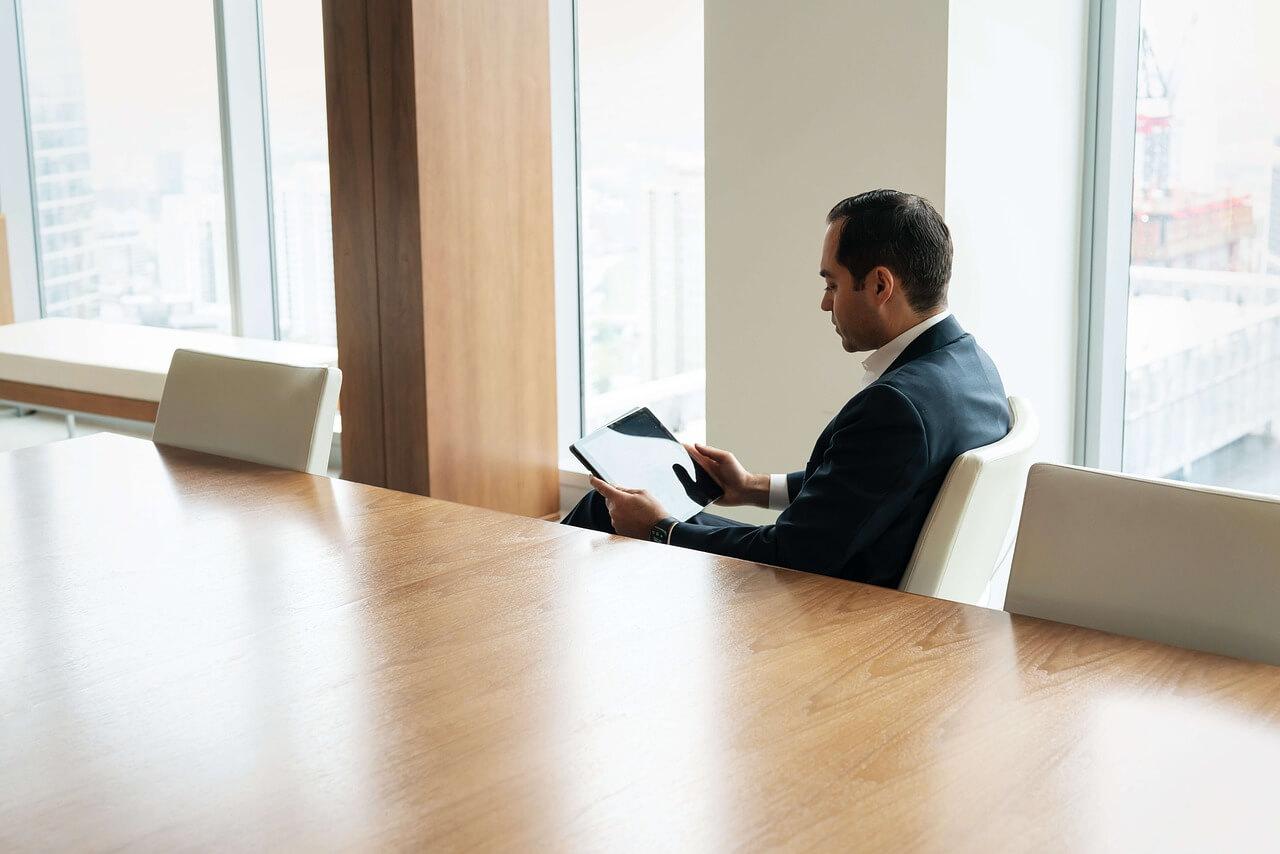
590;476;668;539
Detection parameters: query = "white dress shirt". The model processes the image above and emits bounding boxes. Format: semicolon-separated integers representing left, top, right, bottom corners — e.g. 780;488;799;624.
766;311;952;511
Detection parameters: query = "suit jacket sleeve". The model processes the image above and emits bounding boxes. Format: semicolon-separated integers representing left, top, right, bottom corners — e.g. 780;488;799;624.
672;384;929;577
785;471;805;503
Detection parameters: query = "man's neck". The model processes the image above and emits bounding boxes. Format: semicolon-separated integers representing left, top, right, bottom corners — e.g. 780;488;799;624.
876;306;947;350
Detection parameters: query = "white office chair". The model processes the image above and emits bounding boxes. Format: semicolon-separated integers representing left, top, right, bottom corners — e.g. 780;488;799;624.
1005;463;1280;666
152;349;342;475
899;395;1039;605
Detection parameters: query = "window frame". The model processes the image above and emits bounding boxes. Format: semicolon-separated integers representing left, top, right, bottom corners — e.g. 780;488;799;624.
0;0;41;321
1077;0;1142;470
214;0;279;340
549;0;586;474
548;0;709;482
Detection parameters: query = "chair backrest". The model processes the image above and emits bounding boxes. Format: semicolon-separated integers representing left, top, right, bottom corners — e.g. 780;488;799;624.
152;349;342;475
1006;463;1280;666
899;395;1040;604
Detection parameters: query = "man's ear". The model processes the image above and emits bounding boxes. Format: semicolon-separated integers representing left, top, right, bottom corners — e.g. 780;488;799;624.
871;266;895;304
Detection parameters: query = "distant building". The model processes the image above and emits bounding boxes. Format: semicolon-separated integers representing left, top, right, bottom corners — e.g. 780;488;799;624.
1268;136;1280;275
1123;24;1280;488
276;162;336;346
23;0;99;318
1130;193;1255;271
154;193;229;331
642;178;705;433
645;179;705;381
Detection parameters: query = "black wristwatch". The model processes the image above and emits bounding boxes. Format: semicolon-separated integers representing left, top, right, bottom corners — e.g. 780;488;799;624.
649;516;680;544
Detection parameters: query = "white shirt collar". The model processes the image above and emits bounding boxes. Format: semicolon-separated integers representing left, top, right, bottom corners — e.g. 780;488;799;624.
860;310;952;388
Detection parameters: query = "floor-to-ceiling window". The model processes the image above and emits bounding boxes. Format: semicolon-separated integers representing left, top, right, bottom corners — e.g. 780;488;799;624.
20;0;231;330
2;0;335;345
1085;0;1280;495
565;0;706;447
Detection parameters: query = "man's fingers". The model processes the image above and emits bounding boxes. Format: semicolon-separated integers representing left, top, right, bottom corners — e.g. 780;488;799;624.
590;475;619;496
591;475;641;496
694;442;729;462
686;443;716;467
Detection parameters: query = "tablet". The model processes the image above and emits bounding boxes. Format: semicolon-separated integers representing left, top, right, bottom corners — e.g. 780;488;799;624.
570;406;724;521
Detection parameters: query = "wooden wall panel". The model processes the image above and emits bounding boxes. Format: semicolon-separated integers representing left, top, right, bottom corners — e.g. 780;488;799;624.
0;215;13;325
367;0;430;496
322;0;557;517
322;0;387;488
414;0;558;514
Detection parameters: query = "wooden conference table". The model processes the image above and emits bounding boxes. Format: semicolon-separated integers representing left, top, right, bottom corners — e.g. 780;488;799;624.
4;434;1280;852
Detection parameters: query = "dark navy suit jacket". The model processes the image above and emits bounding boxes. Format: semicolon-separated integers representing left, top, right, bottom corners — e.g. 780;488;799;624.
671;315;1009;588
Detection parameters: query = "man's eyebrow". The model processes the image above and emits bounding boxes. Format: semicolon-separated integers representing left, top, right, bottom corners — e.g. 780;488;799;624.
819;268;835;279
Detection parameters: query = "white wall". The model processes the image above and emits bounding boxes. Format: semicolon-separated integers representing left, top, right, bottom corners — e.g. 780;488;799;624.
704;0;951;523
945;0;1089;464
704;0;1088;524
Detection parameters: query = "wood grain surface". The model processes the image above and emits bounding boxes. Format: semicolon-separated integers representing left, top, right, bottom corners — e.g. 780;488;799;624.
0;379;158;421
322;0;387;489
4;434;1280;852
414;0;559;517
321;0;557;516
0;214;13;325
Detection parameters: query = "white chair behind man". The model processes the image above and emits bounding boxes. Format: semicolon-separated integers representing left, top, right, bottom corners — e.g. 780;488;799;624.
152;349;342;476
899;395;1039;606
1005;463;1280;666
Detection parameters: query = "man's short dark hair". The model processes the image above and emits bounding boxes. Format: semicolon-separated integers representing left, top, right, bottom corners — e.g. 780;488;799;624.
826;190;952;312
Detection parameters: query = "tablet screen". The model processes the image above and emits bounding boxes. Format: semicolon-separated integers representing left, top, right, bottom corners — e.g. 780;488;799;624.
571;407;724;521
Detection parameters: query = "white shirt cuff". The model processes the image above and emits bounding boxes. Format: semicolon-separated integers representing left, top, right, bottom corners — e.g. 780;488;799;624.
768;474;790;511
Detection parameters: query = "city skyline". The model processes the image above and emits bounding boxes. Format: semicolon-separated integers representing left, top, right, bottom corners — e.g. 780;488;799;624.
17;0;335;345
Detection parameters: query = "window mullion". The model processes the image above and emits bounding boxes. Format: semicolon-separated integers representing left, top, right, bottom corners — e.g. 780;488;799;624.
550;0;585;461
1078;0;1141;470
0;0;42;321
213;0;278;340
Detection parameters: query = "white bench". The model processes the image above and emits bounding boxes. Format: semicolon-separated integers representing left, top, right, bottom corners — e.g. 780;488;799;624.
0;318;339;427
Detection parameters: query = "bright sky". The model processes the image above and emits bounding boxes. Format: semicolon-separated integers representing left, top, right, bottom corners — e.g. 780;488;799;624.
1142;0;1280;195
23;0;326;186
576;0;703;155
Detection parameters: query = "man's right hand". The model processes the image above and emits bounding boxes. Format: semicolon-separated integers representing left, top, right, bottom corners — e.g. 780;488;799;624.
684;442;771;508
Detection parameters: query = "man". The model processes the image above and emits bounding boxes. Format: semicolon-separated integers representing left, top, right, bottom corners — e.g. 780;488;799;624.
562;189;1009;588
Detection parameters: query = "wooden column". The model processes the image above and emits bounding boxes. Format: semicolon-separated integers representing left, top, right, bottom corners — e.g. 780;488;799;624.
322;0;558;517
0;214;14;324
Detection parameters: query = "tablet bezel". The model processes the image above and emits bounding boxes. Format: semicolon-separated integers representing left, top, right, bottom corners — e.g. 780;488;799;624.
569;406;724;511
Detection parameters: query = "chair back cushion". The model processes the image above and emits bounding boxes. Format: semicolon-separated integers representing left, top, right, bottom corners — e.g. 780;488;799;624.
153;349;342;475
1006;463;1280;665
900;395;1040;603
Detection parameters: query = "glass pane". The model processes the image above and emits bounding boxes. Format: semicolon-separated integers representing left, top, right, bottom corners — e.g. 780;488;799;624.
261;0;335;347
1123;0;1280;494
576;0;705;441
19;0;232;332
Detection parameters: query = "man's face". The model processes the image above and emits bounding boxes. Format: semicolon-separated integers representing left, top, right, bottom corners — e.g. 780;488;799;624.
820;219;880;353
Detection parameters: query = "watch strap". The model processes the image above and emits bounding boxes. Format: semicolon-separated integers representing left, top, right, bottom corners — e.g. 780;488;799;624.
648;515;680;544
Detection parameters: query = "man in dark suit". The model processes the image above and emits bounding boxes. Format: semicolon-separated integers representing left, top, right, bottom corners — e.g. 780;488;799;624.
562;189;1009;589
